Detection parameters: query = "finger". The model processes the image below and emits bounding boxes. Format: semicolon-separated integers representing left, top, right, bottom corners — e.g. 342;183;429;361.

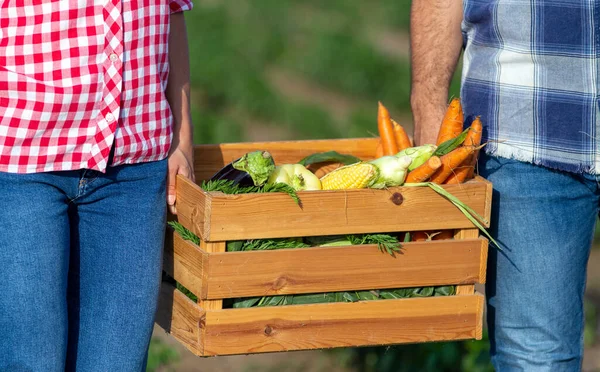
177;162;195;182
167;165;178;215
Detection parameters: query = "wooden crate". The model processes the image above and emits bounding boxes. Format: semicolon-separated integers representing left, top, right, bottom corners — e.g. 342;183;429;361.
156;137;492;357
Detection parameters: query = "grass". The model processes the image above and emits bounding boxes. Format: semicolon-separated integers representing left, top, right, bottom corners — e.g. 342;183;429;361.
146;338;179;372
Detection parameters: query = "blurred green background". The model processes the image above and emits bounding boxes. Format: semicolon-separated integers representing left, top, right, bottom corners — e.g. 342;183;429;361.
148;1;600;371
185;0;460;146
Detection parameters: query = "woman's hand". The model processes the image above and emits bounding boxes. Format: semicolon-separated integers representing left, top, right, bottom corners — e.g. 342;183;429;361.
167;144;194;215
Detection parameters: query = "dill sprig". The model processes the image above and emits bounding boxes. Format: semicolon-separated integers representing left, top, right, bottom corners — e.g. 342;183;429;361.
168;221;200;245
201;179;300;205
347;234;402;257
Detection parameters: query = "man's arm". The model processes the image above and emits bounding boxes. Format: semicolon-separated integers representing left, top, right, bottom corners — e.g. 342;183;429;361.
410;0;464;145
166;12;194;214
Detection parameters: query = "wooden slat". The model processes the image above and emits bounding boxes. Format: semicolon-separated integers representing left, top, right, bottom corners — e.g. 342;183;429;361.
176;176;491;241
199;241;226;310
194;137;379;181
202;293;484;356
156;281;205;356
202;239;487;300
454;229;481;295
163;229;208;299
175;176;210;240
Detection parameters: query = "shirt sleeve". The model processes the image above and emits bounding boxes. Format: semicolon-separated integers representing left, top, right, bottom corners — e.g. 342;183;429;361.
169;0;193;13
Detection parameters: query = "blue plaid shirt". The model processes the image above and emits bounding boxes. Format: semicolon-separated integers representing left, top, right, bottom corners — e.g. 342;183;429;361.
461;0;599;174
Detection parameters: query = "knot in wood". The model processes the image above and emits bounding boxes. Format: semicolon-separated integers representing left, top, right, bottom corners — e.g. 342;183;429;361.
264;325;273;336
390;192;403;206
273;276;287;290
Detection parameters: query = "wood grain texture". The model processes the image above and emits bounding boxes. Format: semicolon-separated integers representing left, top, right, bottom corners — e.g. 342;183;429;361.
199;241;226;310
156;281;205;356
175;176;211;240
202;293;484;356
177;177;491;241
202;239;487;300
163;229;207;300
453;229;482;295
475;292;485;340
194;138;380;181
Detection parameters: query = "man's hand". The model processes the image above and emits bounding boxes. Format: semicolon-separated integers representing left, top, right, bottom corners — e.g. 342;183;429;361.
410;0;464;146
167;145;194;215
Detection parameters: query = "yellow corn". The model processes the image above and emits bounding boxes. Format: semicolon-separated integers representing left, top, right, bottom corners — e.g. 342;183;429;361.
320;162;379;190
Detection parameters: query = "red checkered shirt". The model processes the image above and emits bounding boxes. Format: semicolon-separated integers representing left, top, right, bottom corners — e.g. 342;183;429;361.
0;0;193;173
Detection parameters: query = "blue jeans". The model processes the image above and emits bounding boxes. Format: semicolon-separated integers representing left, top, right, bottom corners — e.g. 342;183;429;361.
480;154;597;371
0;159;167;372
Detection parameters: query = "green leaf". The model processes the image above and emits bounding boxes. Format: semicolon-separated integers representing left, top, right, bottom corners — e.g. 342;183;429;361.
232;297;261;308
434;286;456;296
433;127;470;157
379;290;403;300
410;287;434;297
298;151;361;166
357;290;380;301
226;240;244;252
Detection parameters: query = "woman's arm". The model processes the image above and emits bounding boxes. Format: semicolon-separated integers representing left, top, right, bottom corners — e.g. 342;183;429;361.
165;12;194;215
410;0;464;145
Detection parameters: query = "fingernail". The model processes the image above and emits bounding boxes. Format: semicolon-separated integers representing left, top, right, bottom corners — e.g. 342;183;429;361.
168;195;176;205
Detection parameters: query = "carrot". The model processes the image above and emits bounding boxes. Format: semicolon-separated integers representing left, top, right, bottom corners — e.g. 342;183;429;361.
411;231;429;242
443;164;473;184
377;102;399;155
436;98;464;145
405;156;442;183
375;139;384;158
432;230;454;240
465;116;483;179
429;146;475;184
391;119;412;151
444;116;483;184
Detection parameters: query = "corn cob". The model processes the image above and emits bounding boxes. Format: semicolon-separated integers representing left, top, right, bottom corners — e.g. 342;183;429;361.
320;162;379;190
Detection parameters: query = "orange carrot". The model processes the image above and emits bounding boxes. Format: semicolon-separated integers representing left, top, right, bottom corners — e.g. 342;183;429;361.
464;116;483;147
465;116;483;179
436;98;464;145
391;119;412;151
429;146;475;184
405;156;442;183
432;230;454;240
444;116;483;184
378;102;399;155
412;231;429;242
375;139;384;158
444;164;474;184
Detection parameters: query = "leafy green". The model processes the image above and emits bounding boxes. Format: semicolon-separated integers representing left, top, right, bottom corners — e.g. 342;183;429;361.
298;151;362;167
201;179;300;205
168;221;200;245
433;127;470;157
235;238;310;251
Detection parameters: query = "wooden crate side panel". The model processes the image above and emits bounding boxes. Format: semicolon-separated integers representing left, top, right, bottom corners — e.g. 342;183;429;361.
176;176;211;240
204;239;487;300
163;229;208;299
194;138;380;181
156;281;205;356
204;181;490;241
202;293;484;356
